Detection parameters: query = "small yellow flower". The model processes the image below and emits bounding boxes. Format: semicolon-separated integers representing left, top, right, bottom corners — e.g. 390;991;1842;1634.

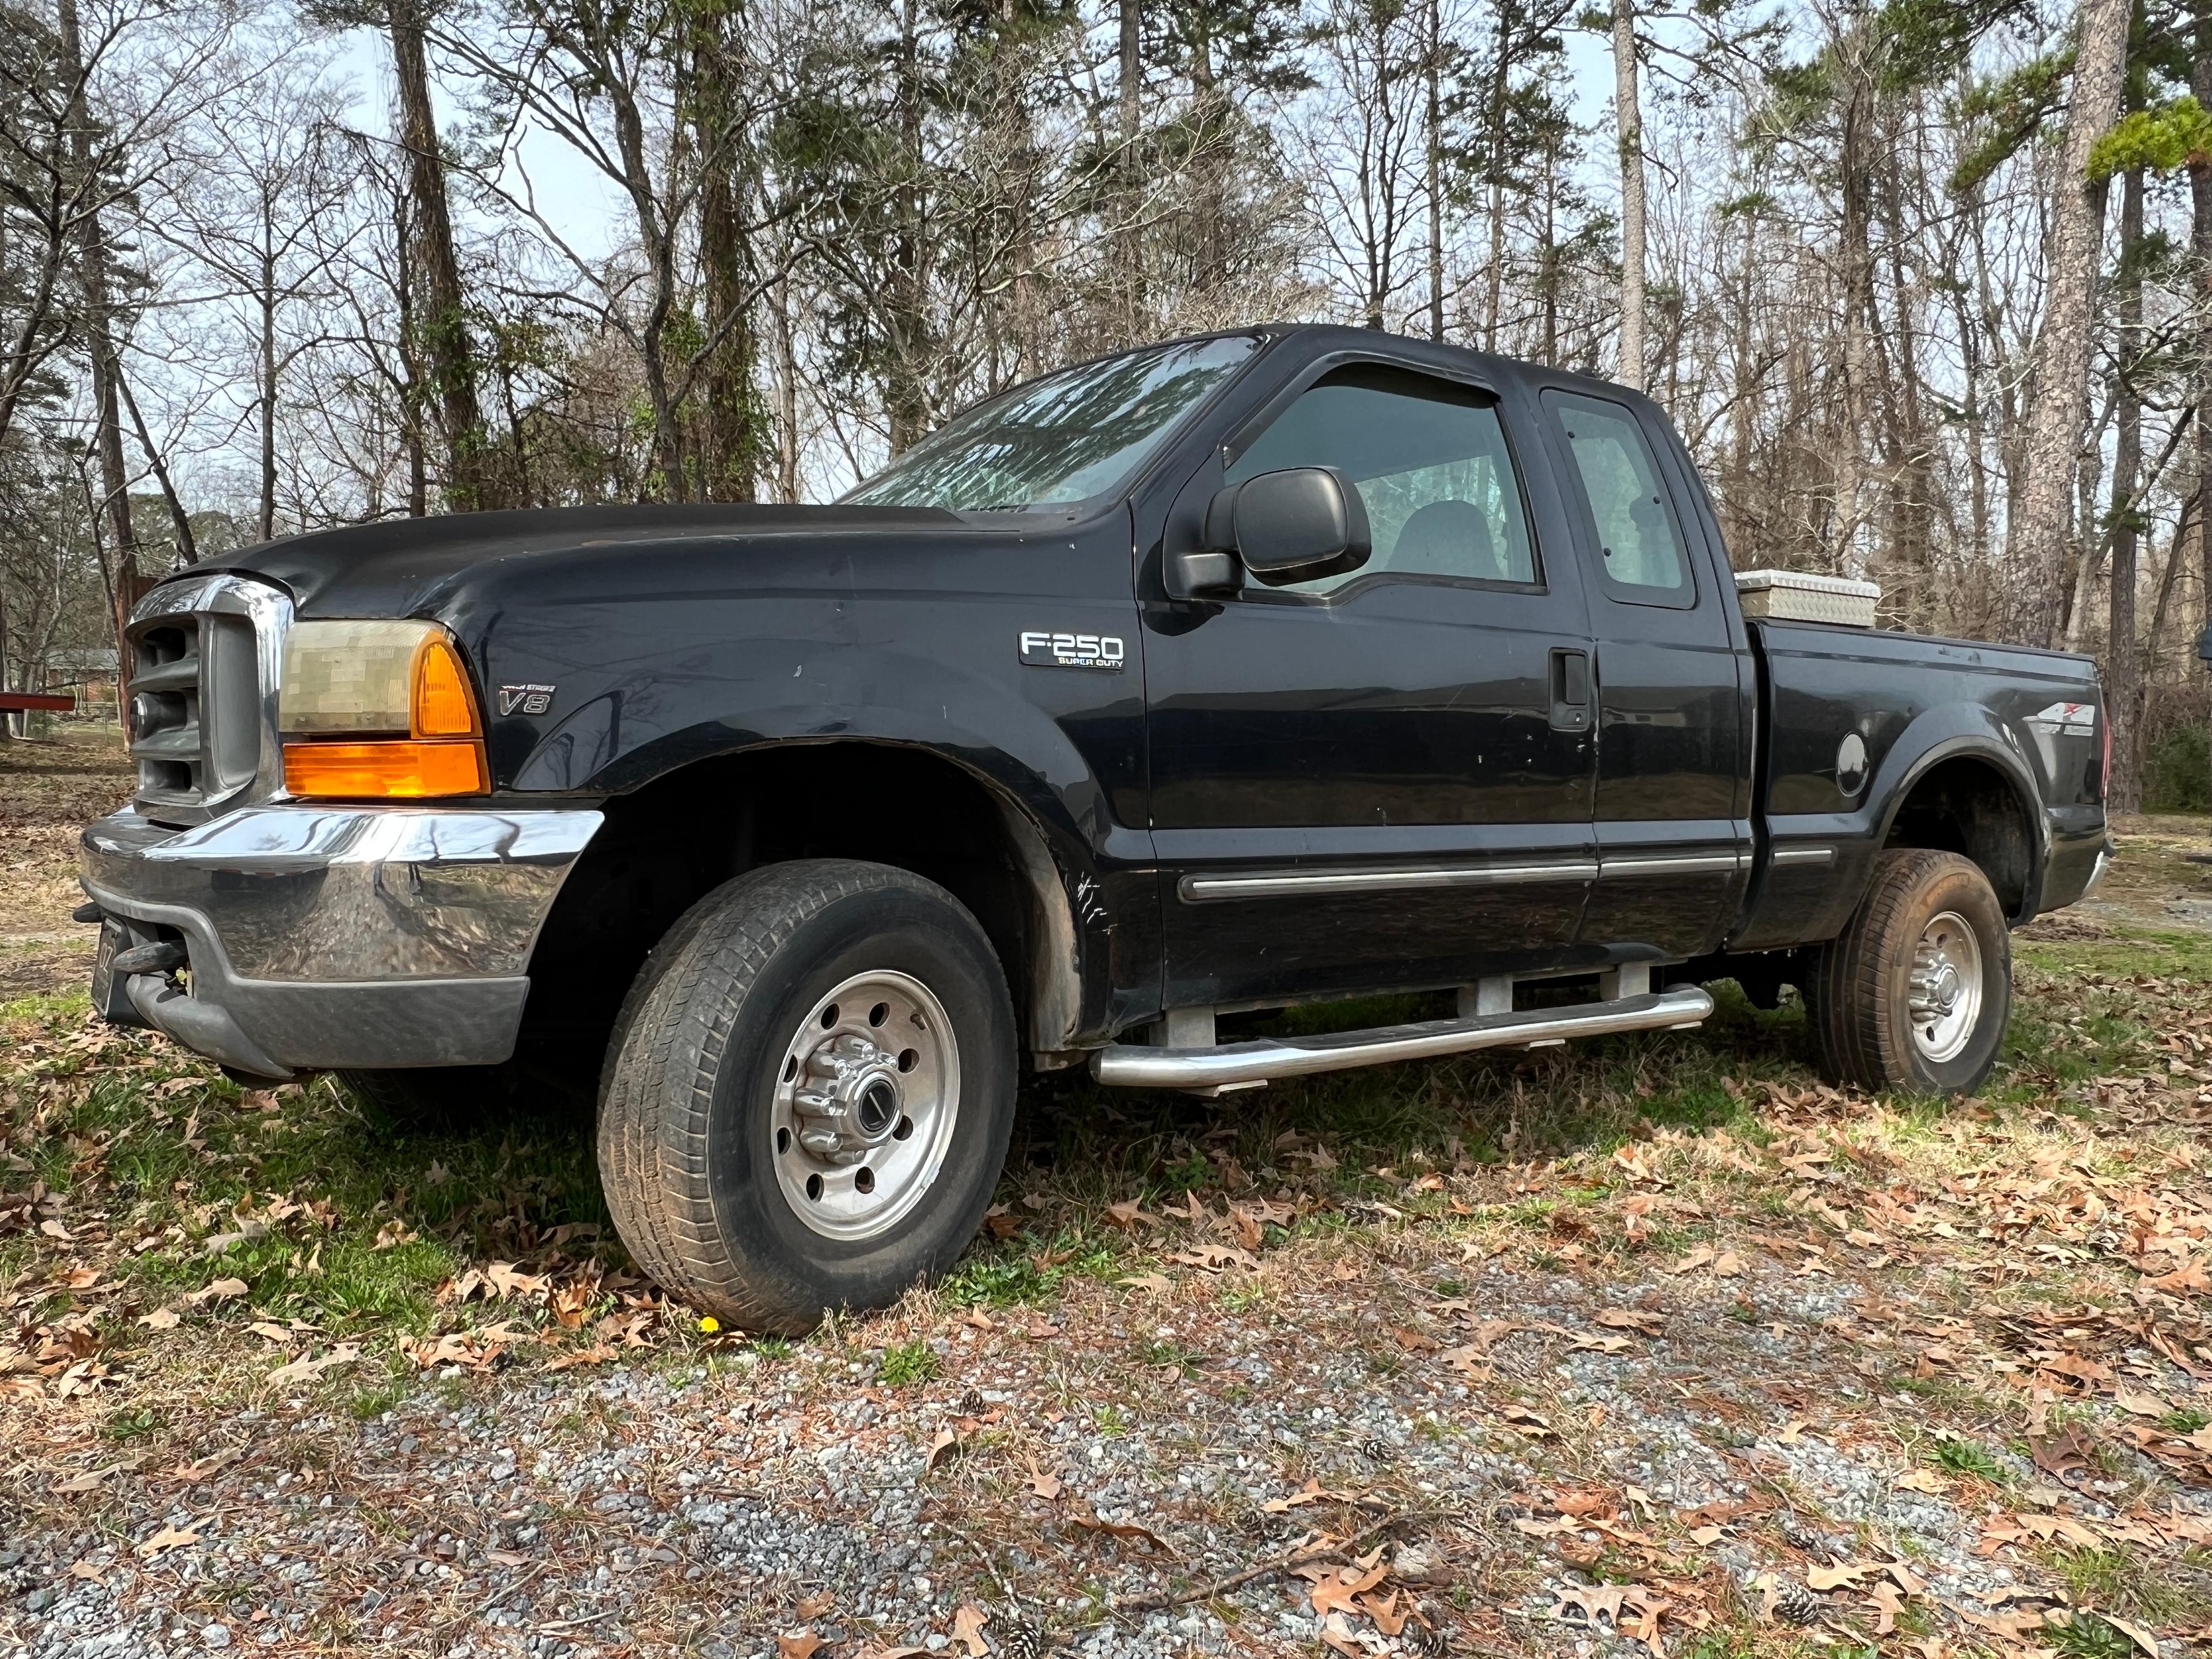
698;1316;720;1334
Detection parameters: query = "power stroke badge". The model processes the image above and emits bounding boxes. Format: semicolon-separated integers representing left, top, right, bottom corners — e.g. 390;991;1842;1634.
1018;630;1126;671
498;683;556;715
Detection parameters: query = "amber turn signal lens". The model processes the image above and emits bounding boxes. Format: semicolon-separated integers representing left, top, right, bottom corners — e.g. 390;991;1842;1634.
411;633;479;738
283;739;490;798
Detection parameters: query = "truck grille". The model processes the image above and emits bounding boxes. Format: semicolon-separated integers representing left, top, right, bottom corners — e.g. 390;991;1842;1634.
126;574;291;826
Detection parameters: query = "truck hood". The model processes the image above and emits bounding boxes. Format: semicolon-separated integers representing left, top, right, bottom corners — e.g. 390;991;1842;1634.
191;502;964;619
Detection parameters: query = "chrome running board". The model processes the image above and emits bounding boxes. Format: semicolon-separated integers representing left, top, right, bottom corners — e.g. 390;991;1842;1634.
1089;986;1715;1091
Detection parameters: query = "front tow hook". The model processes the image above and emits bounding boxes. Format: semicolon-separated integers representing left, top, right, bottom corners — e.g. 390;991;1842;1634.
110;940;187;976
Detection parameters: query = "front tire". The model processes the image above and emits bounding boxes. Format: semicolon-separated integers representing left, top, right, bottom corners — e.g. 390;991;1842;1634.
1804;849;2011;1094
597;859;1016;1333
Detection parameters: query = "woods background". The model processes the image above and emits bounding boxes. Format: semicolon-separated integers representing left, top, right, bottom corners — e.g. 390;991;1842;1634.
0;0;2204;809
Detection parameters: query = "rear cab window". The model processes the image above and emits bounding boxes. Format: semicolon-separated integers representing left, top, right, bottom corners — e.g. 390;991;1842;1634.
1541;388;1695;608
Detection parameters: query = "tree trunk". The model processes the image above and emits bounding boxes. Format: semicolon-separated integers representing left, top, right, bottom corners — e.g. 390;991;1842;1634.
58;0;142;697
885;0;930;454
2194;10;2212;686
389;181;428;517
1832;51;1872;581
1425;0;1444;342
1118;0;1139;153
772;271;800;503
1482;29;1508;349
2012;0;2129;646
1725;203;1758;559
388;0;501;512
1611;0;1645;391
259;233;278;543
2109;163;2144;812
692;18;758;503
1116;0;1142;333
118;369;195;565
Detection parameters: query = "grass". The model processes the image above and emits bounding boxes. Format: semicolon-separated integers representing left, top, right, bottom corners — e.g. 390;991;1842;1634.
2051;1611;2149;1659
876;1340;939;1387
1932;1437;2010;1482
2050;1545;2212;1627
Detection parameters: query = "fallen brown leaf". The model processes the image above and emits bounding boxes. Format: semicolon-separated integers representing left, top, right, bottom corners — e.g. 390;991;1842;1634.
1308;1560;1389;1619
925;1424;960;1471
1025;1457;1061;1501
1070;1513;1173;1554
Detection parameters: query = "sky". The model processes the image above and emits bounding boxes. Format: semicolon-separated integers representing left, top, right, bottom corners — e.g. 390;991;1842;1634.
323;10;1634;292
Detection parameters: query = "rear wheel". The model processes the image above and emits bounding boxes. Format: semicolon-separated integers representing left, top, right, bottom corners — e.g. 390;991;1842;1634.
1804;849;2011;1094
596;859;1016;1333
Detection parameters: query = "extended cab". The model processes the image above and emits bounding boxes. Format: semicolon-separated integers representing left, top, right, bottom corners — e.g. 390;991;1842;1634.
78;325;2111;1329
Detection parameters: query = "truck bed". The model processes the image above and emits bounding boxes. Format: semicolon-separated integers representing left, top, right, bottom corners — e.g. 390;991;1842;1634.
1731;618;2107;951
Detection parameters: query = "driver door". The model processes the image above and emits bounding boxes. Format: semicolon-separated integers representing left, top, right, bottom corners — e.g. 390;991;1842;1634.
1140;357;1600;1010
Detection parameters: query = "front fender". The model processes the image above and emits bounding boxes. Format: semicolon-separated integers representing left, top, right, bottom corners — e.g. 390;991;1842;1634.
503;638;1154;1051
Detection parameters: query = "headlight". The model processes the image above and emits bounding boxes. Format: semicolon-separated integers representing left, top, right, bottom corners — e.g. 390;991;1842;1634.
279;619;488;798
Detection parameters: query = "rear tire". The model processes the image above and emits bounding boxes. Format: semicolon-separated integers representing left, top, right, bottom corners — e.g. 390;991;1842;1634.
1804;849;2010;1094
596;859;1016;1334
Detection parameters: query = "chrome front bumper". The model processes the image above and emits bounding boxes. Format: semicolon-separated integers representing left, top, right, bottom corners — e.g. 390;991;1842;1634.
80;804;603;1078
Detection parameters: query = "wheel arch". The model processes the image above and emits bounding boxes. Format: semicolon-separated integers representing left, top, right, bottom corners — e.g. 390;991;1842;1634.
1874;729;2045;924
516;738;1099;1075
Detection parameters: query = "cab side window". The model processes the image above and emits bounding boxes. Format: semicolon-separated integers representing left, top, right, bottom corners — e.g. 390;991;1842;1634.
1225;364;1538;594
1542;389;1692;604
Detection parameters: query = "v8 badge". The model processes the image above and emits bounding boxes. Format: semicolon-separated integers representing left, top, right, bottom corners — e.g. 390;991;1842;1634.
498;683;555;716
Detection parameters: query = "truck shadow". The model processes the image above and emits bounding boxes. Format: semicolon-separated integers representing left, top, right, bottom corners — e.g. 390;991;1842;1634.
1004;979;1820;1204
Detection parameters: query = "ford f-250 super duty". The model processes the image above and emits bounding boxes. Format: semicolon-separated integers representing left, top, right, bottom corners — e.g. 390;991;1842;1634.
76;324;2111;1331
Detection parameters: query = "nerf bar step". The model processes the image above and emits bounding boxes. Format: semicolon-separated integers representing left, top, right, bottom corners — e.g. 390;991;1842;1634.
1089;986;1714;1090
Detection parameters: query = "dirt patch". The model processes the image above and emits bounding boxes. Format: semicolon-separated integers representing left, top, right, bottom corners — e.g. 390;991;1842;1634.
1;725;129;1001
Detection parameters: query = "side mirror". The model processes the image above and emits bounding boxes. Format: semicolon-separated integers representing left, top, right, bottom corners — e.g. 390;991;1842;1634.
1207;467;1371;587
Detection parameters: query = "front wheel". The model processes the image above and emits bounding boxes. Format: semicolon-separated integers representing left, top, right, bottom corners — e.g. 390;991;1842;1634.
1804;849;2012;1094
596;859;1016;1333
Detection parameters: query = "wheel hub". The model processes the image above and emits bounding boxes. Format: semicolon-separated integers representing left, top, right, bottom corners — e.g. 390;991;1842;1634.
769;969;961;1242
1906;911;1983;1066
794;1033;906;1164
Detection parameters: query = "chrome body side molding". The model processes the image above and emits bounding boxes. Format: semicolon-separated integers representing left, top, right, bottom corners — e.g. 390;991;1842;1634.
1597;850;1744;877
1177;859;1599;902
1768;845;1836;868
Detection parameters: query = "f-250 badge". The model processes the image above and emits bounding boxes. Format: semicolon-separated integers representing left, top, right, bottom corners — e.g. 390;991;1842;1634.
498;683;555;715
1018;631;1125;671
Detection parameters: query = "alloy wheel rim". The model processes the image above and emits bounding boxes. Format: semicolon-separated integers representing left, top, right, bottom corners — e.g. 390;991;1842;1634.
770;969;960;1241
1906;910;1982;1065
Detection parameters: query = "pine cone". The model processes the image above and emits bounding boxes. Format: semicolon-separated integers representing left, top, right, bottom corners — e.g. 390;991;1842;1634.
1358;1435;1395;1464
995;1619;1046;1659
957;1387;987;1417
1776;1510;1824;1553
1404;1609;1452;1656
1771;1578;1825;1626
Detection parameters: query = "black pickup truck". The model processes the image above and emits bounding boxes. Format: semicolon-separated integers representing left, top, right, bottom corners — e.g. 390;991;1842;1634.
78;324;2109;1330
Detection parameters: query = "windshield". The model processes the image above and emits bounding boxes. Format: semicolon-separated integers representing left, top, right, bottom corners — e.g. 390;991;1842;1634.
843;335;1260;512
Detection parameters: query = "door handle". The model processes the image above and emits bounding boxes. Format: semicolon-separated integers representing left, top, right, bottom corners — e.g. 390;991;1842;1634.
1550;648;1591;733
